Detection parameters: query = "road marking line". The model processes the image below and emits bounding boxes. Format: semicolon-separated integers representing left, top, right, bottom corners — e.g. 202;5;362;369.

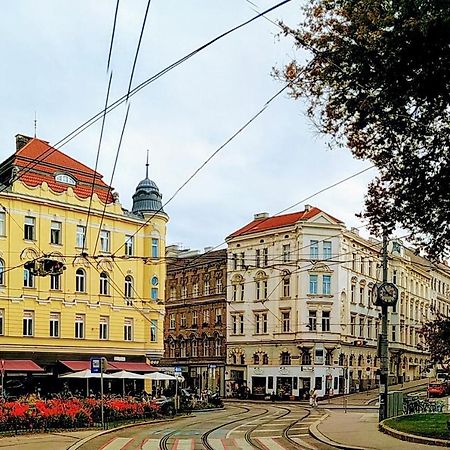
233;438;256;449
255;437;287;450
101;438;134;450
141;439;160;449
207;438;226;450
172;438;193;450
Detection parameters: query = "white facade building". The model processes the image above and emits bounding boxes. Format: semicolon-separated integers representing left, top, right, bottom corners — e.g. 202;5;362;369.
225;205;449;399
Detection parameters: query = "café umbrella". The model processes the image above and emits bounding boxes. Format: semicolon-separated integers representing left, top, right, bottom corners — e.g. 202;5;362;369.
59;369;114;395
109;370;146;396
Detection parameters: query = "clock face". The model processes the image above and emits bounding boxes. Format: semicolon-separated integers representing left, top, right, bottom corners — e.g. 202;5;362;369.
377;282;399;306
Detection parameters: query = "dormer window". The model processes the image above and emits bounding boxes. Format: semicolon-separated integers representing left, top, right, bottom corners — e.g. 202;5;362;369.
55;173;76;185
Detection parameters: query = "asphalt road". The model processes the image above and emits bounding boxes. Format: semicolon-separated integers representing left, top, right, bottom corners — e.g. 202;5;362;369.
77;403;338;450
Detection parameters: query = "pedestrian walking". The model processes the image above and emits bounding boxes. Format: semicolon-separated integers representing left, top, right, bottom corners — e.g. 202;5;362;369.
310;388;318;407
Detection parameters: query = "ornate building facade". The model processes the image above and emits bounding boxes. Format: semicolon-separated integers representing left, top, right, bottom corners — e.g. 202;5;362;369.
0;134;167;392
162;248;227;395
226;206;449;398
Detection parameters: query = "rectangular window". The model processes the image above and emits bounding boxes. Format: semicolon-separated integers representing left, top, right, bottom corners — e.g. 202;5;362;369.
239;314;244;334
215;308;222;325
359;317;365;338
24;216;35;240
322;311;330;332
203;309;210;325
256;249;261;268
50;221;62;245
180;313;186;328
125;235;134;256
0;309;4;335
310;240;319;259
351;314;356;336
309;310;317;331
322;275;331;295
240;252;245;269
204;280;210;296
367;319;373;339
49;313;60;338
192;311;198;326
232;253;238;270
309;274;318;294
192;340;198;357
282;311;290;333
351;284;355;303
24;268;35;288
352;253;357;271
99;316;109;340
262;248;268;267
169;313;175;329
323;241;332;259
151;287;158;301
282;244;290;262
124;318;133;341
76;225;86;248
100;230;110;252
232;315;238;334
255;312;268;334
50;273;61;290
192;283;199;297
151;238;159;258
216;278;223;294
283;276;290;297
150;320;157;342
360;257;365;274
392;325;396;342
23;311;34;336
75;314;85;339
0;211;5;236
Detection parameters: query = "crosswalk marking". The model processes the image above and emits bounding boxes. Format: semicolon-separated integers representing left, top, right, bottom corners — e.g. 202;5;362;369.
255;437;287;450
233;438;257;449
172;438;194;450
141;439;160;450
102;437;134;450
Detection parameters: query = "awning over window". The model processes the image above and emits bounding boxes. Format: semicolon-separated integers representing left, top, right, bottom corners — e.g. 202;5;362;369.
60;360;155;372
1;360;44;372
110;362;157;373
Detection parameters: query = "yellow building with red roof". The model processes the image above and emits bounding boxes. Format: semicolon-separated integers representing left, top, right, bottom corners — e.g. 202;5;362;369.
0;134;167;394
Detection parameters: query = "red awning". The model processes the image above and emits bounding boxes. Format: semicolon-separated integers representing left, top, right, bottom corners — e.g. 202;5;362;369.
2;360;44;372
110;362;157;372
60;360;90;371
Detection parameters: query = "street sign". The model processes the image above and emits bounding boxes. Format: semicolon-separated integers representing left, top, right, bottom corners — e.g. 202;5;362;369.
174;366;182;373
90;357;101;374
209;364;217;369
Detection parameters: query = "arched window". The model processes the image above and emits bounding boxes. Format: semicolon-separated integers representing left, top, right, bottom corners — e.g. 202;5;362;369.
0;259;5;285
280;352;291;365
231;354;237;365
99;272;109;295
262;353;269;365
215;338;221;357
75;268;85;292
203;338;210;357
339;353;346;366
325;351;333;365
124;275;133;298
302;350;311;365
349;355;355;367
358;355;364;366
240;354;245;365
253;353;260;365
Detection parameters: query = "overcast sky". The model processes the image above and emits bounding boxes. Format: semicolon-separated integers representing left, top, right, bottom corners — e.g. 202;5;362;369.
0;0;375;250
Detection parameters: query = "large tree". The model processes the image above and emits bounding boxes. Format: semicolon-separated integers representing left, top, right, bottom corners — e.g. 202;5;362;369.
421;314;450;373
277;0;450;259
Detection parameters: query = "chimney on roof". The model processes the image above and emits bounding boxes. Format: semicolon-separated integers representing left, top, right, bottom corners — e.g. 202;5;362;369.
254;212;269;220
15;134;32;152
304;204;312;212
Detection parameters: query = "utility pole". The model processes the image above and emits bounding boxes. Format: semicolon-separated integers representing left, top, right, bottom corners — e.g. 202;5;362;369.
379;232;389;421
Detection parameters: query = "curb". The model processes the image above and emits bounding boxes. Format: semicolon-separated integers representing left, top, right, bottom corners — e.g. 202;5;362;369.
308;413;364;450
379;419;450;447
66;416;188;450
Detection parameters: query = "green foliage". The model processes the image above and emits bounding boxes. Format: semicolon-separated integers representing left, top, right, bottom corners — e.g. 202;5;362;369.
277;0;450;258
421;315;450;369
385;413;450;439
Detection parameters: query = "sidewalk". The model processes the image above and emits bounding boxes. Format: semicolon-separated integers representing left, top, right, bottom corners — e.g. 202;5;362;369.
313;409;440;450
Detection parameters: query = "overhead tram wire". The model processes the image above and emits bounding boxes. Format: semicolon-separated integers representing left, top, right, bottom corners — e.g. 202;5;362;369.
4;0;293;194
107;0;120;73
110;70;303;258
126;0;153;101
83;72;114;255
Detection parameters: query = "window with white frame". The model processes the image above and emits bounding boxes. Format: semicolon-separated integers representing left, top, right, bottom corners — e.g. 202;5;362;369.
99;272;109;295
180;340;186;357
309;274;318;294
0;309;4;335
283;273;290;297
216;278;223;294
168;340;175;358
55;173;76;185
100;230;110;252
99;316;109;340
150;319;157;342
359;284;365;305
75;268;86;292
322;275;331;295
124;235;134;256
75;314;85;339
0;259;5;286
180;313;186;328
169;313;175;329
182;285;187;299
256;249;261;268
255;312;268;334
204;280;210;295
23;311;34;336
203;339;210;357
367;319;373;339
231;314;244;335
350;314;356;336
282;244;290;262
323;241;332;259
124;318;133;341
192;310;198;326
76;225;86;248
24;216;35;240
239;252;245;269
215;308;222;324
124;276;133;299
322;311;330;332
215;338;221;356
262;248;268;267
282;311;290;332
50;221;62;245
350;283;356;303
192;283;199;297
151;238;159;258
359;317;365;338
308;310;317;331
232;253;238;270
24;267;35;288
203;309;210;325
151;287;158;301
49;312;60;338
192;339;198;357
310;240;319;259
50;273;61;290
239;314;244;334
0;211;6;236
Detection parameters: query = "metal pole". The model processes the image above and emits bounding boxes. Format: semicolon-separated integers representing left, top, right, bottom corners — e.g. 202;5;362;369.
379;233;389;421
175;377;178;415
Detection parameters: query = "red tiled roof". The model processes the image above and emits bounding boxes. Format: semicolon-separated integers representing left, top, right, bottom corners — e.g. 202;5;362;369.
228;207;342;238
12;138;114;203
1;360;44;372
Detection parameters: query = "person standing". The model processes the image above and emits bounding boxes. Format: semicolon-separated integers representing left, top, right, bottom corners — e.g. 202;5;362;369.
311;388;318;407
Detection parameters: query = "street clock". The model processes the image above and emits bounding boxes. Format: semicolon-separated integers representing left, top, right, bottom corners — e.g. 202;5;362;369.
374;282;399;307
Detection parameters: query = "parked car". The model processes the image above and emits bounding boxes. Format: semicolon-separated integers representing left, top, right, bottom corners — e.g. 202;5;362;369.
427;381;448;398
